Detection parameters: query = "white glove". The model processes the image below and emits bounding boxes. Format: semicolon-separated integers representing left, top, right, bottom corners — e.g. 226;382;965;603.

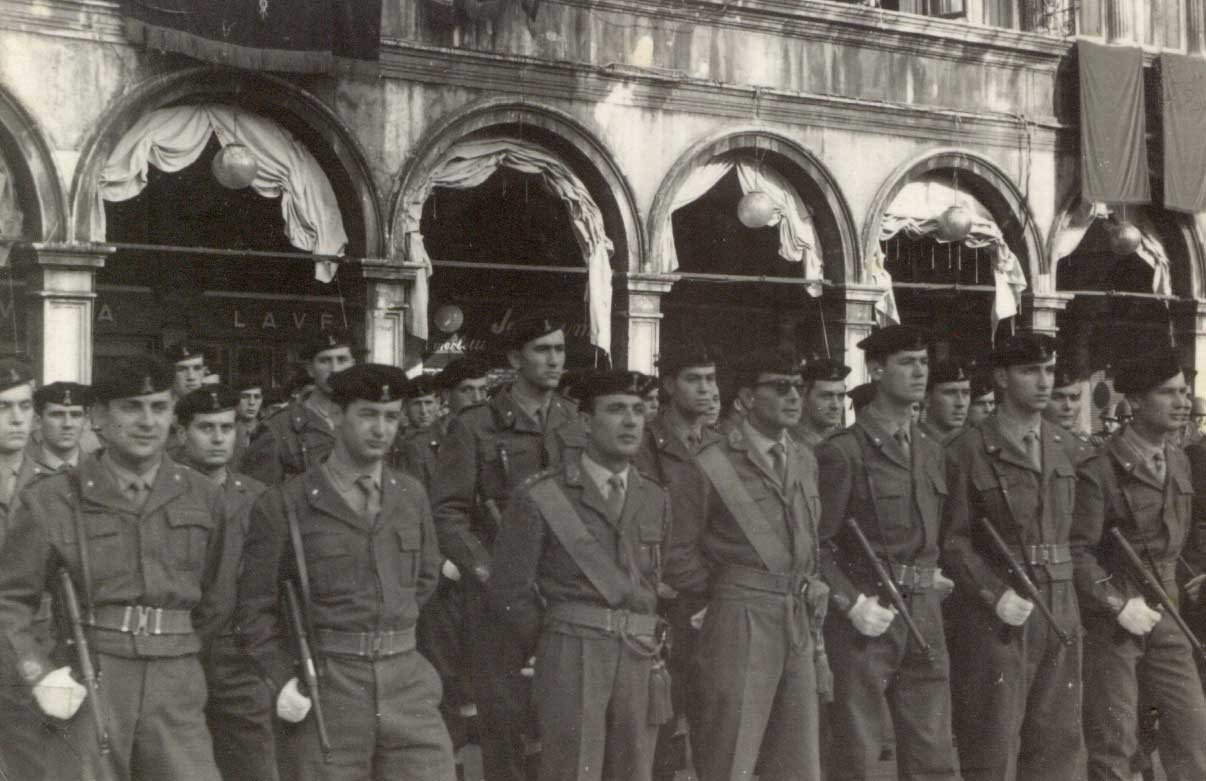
441;559;461;582
934;569;955;597
1116;597;1162;637
33;666;87;720
995;589;1035;627
848;594;897;637
689;606;707;630
521;656;536;679
276;677;312;723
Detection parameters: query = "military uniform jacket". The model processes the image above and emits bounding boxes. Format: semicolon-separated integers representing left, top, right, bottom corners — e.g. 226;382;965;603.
236;464;441;693
663;425;820;597
239;396;335;486
1072;432;1197;616
430;388;585;580
942;417;1081;611
816;418;946;613
390;423;445;491
205;471;268;636
0;450;57;545
918;420;960;448
489;458;669;654
634;416;719;565
0;454;227;686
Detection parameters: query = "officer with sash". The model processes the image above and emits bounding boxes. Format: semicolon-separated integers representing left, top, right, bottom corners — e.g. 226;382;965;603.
942;334;1086;780
1071;348;1206;779
793;357;851;450
664;347;829;781
816;325;960;780
919;359;971;446
490;370;671;781
237;363;454;780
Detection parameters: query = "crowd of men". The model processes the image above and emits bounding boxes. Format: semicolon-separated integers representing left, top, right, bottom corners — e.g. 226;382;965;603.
0;317;1205;781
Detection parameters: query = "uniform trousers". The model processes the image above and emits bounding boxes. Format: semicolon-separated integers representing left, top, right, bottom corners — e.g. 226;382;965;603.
0;607;54;780
947;582;1085;781
204;634;280;781
285;648;455;781
824;589;960;780
418;574;471;748
1082;608;1206;781
533;625;660;781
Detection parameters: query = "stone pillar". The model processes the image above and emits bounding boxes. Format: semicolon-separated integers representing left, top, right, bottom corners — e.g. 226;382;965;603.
824;284;884;388
16;242;111;384
1105;0;1135;42
621;273;676;375
344;258;419;369
1020;291;1071;338
1188;0;1206;55
1173;299;1206;398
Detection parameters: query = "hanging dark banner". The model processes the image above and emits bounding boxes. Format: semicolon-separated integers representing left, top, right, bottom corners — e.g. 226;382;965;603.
1078;40;1150;205
1162;53;1206;214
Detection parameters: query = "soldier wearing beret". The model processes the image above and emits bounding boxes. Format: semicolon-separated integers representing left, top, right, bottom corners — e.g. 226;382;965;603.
1071;348;1206;779
793;357;851;450
28;381;94;474
240;330;356;486
0;354;230;781
664;347;829;781
967;370;997;428
441;357;491;414
848;381;877;416
920;359;971;446
237;363;454;780
390;375;444;489
1042;364;1100;460
491;371;672;781
166;341;208;398
816;325;960;780
942;334;1086;780
429;317;585;781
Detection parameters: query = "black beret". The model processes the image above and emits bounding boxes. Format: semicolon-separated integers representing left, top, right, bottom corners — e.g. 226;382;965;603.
34;382;92;408
858;326;930;360
849;382;877;411
927;359;970;389
175;385;240;420
437;358;489;390
970;369;996;400
300;329;355;361
990;333;1057;369
636;372;660;397
233;377;265;393
734;348;802;388
558;369;589;402
1114;348;1184;395
658;342;723;376
801;358;851;383
163;341;205;365
406;375;440;398
94;355;174;401
329;363;409;405
1053;364;1088;390
0;360;33;393
502;317;563;350
576;370;648;405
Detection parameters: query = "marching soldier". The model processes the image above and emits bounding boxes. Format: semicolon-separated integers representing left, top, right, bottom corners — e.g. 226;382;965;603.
240;330;355;485
430;317;584;781
793;357;851;450
664;348;829;781
236;363;455;780
816;325;961;780
919;358;970;446
967;371;997;427
1071;348;1206;779
942;334;1086;780
232;378;265;467
174;386;275;781
29;381;93;472
166;341;208;398
491;371;672;781
0;354;229;780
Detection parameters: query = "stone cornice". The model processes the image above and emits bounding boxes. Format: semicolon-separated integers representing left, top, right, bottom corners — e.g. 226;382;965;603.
0;0;125;43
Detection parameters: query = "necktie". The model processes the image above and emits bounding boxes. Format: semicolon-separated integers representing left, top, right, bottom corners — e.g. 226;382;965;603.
1152;451;1167;483
534;407;546;431
769;442;787;485
1023;430;1041;471
126;480;149;509
687;430;702;452
604;474;626;523
356;475;381;518
894;428;910;461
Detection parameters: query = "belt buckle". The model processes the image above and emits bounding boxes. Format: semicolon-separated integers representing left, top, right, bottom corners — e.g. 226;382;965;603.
369;633;384;659
132;606;162;636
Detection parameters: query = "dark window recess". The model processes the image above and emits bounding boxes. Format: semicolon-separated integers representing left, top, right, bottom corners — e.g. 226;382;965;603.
881;234;995;287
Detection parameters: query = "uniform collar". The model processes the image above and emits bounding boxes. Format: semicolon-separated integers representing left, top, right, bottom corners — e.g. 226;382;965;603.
100;450;161;493
995;407;1042;454
1120;425;1166;471
323;449;382;494
580;452;629;495
303;391;337;431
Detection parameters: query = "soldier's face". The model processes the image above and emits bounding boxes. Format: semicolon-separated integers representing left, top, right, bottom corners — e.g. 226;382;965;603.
97;392;174;465
872;350;929;405
1130;374;1191;434
1045;385;1083;430
334;400;404;463
968;394;996;424
740;373;804;432
181;410;237;468
447;378;489;412
509;331;566;391
39;403;86;454
0;383;33;455
804;379;846;430
996;359;1055;414
406;395;440;429
582;393;646;461
643;391;660;417
174;356;206;396
704;391;721;426
665;365;717;419
926;382;970;430
237;389;263;420
308;347;355;395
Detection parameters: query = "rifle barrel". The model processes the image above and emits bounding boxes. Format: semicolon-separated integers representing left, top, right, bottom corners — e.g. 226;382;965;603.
977;518;1075;646
1109;527;1206;661
284;579;333;759
843;517;934;661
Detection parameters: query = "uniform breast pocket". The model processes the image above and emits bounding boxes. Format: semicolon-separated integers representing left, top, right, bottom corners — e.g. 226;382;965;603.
166;509;216;572
637;515;664;576
83;514;125;580
305;535;355;593
396;526;422;587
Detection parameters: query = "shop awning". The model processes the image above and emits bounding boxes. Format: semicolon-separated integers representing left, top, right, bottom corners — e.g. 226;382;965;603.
1078;40;1150;205
1162;53;1206;214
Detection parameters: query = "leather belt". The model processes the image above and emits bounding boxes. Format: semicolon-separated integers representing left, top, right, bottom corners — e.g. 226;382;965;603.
715;565;810;597
1010;543;1071;566
714;565;826;650
314;626;416;659
546;602;662;639
890;563;937;593
86;605;194;636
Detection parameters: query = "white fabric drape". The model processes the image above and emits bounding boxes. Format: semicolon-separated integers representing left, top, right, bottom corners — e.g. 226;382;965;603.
658;154;825;296
0;155;23;266
93;104;348;282
1051;198;1172;296
403;138;615;349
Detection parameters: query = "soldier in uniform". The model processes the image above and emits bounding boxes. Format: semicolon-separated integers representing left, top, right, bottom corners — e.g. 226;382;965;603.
167;341;208;398
919;358;970;446
430;317;584;781
240;330;355;485
942;334;1086;781
441;357;491;414
237;363;454;780
967;371;997;428
1042;364;1100;456
848;381;876;417
665;348;829;781
491;371;672;781
793;357;851;450
391;374;444;487
816;325;960;781
1071;348;1206;780
1185;396;1206;447
0;354;229;781
232;378;265;468
28;381;93;472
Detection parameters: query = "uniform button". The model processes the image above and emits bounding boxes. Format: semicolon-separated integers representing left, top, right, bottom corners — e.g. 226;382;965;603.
86;481;94;488
311;489;319;496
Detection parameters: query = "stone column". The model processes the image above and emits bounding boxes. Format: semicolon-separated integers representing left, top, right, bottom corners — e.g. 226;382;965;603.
621;273;676;375
16;242;111;384
1188;0;1206;55
1020;291;1071;337
824;284;884;387
344;258;419;369
1173;299;1206;398
1105;0;1135;42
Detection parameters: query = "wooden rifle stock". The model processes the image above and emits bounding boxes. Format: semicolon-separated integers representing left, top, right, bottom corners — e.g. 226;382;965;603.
843;517;934;661
1109;527;1206;662
977;518;1074;646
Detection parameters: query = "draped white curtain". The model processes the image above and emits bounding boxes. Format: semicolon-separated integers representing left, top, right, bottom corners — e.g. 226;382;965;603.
403;138;615;349
1051;198;1172;296
93;104;348;282
0;155;23;266
658;153;825;296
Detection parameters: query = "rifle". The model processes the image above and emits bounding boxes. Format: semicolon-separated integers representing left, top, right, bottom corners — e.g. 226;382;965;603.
843;517;934;661
58;569;116;781
1109;527;1206;662
283;579;332;760
977;518;1074;646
